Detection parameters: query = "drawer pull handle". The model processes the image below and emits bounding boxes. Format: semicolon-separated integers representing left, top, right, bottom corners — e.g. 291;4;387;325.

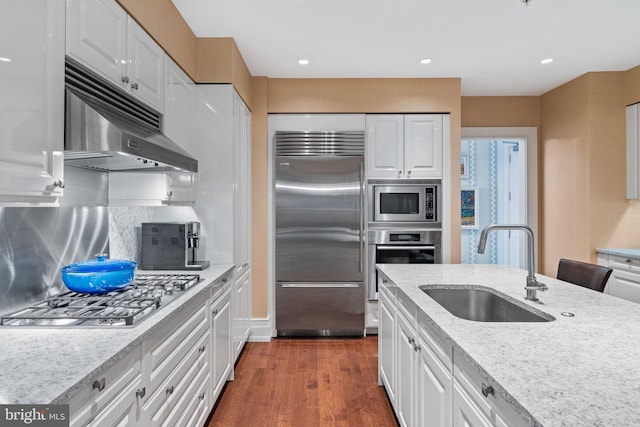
93;378;105;392
199;392;206;401
199;345;206;353
136;387;146;399
166;386;174;395
481;383;494;397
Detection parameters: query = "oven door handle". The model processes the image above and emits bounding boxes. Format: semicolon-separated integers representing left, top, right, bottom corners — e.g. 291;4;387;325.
377;245;435;251
280;283;361;288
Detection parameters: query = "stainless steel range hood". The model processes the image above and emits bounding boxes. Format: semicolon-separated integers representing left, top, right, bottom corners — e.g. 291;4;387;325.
64;58;198;173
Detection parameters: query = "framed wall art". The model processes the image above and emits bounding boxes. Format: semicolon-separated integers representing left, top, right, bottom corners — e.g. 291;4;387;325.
460;154;469;178
461;187;478;229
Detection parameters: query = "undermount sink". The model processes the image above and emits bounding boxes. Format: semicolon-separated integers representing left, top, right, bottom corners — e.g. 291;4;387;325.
419;286;555;323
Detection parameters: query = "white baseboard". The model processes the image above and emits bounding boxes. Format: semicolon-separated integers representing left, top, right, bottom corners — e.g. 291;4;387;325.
248;317;273;342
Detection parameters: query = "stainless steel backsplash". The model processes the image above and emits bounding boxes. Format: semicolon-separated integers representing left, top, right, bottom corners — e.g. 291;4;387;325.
0;206;109;315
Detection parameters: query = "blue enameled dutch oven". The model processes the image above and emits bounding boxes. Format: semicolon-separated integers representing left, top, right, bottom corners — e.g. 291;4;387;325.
61;254;137;294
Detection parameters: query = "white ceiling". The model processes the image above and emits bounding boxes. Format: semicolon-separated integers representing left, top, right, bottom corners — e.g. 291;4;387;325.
171;0;640;96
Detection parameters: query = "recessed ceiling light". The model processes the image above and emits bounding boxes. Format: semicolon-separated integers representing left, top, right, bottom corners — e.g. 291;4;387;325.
540;58;553;64
419;58;432;65
298;59;310;65
0;57;11;63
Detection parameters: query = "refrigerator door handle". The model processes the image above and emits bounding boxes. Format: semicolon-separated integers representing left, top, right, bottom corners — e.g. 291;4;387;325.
280;283;361;288
359;161;364;274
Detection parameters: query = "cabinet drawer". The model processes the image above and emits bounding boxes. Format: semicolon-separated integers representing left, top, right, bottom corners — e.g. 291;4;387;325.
610;269;640;304
608;255;640;273
143;330;210;426
418;316;452;373
69;347;141;427
454;352;528;427
453;354;493;420
161;356;210;427
142;300;208;397
397;294;417;329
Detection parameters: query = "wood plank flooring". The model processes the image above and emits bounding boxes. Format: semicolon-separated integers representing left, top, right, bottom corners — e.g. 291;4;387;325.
207;337;399;427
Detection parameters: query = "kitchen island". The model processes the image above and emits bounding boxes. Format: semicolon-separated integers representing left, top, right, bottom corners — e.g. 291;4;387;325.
378;263;640;427
0;264;233;408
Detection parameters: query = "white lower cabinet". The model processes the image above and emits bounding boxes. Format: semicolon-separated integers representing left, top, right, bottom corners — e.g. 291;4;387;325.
140;297;209;426
68;274;235;427
378;281;396;407
597;253;640;304
379;274;453;427
211;285;233;402
69;348;142;427
379;273;527;427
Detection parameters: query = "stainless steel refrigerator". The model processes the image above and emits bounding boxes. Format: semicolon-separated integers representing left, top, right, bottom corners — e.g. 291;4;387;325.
275;131;365;337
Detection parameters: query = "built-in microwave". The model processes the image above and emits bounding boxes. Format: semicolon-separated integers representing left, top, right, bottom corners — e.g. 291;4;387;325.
369;180;441;223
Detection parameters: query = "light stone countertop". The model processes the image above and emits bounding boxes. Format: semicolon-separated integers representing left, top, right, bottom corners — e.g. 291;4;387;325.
377;263;640;427
596;247;640;260
0;264;234;405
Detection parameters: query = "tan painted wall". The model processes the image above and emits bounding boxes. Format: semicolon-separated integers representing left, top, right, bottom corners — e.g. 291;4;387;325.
626;65;640;106
461;97;540;127
195;38;253;108
250;77;269;318
539;72;639;276
267;78;462;265
540;76;592;274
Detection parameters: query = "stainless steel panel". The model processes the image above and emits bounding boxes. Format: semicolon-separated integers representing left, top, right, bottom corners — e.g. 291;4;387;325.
275;282;365;337
275;156;364;282
0;207;109;315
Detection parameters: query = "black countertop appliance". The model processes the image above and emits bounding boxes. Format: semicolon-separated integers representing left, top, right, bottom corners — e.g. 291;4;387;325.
141;222;210;270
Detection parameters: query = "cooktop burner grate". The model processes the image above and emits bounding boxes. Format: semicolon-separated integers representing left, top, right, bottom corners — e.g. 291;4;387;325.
0;273;201;327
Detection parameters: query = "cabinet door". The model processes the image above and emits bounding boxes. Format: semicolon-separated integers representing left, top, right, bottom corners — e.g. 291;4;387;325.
417;337;451;427
66;0;127;86
212;289;232;401
452;382;492;427
0;0;64;203
396;311;416;427
164;58;194;153
366;115;404;178
85;376;142;427
378;286;396;405
404;114;443;178
126;17;164;112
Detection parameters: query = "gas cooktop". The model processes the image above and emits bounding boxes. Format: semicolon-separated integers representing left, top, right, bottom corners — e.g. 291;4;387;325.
0;273;201;327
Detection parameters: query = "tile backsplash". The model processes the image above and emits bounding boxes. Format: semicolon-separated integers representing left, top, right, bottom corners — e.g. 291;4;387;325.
108;206;154;262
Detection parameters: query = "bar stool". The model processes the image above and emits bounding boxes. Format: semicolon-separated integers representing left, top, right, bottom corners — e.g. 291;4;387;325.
556;258;612;293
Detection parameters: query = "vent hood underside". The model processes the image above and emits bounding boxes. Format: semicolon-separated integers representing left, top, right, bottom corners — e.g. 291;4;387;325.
64;58;198;173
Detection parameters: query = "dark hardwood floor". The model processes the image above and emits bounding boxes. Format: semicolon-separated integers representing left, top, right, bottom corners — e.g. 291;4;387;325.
207;336;398;427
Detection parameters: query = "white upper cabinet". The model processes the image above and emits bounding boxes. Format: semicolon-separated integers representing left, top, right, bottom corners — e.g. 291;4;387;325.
164;59;195;153
366;114;443;179
0;0;65;205
627;103;640;199
66;0;165;112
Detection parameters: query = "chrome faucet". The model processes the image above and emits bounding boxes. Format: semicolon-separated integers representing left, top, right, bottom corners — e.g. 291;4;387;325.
477;224;547;302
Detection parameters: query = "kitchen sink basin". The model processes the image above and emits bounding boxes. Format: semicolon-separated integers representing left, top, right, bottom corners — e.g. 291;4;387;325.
419;286;555;322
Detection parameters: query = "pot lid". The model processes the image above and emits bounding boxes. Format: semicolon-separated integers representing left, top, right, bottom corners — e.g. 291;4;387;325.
62;254;137;273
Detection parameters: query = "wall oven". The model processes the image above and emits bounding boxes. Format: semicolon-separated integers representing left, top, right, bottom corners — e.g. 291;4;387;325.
367;229;442;300
369;180;441;223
